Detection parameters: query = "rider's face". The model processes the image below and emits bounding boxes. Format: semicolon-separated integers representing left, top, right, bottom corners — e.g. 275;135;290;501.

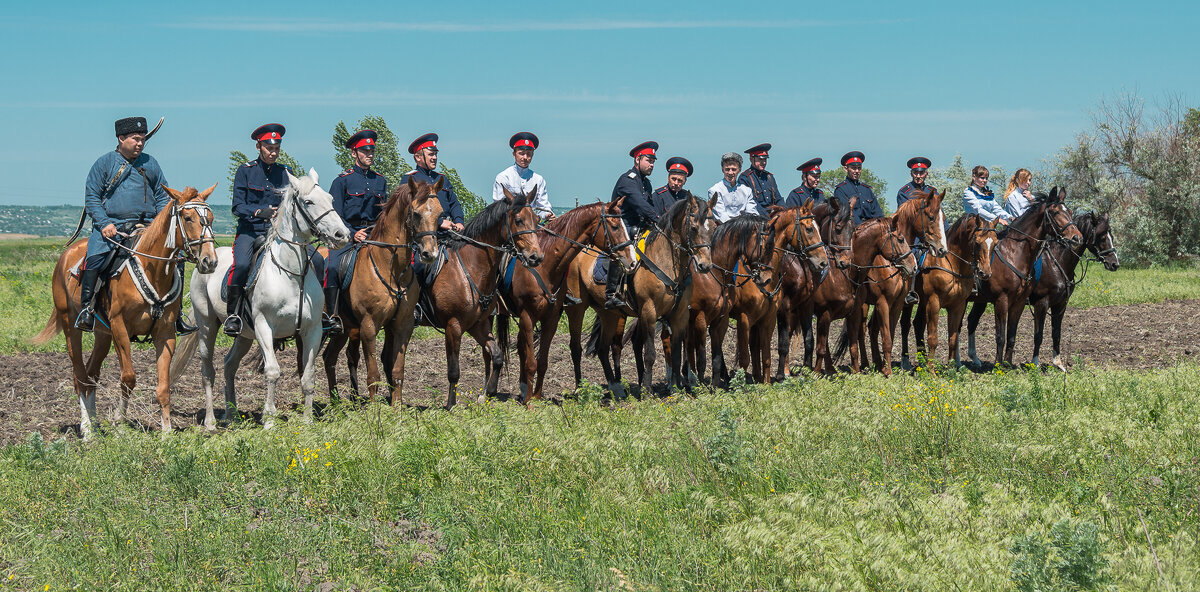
750;154;768;172
804;170;821;188
667;172;686;192
415;148;438;170
844;163;862;182
353;147;375;169
117;133;145;160
636;154;656;176
723;162;740;184
513;148;533;168
258;142;280;165
911;168;928;185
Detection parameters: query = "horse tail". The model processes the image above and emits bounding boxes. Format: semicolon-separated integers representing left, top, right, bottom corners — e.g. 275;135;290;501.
29;312;61;346
584;317;603;357
832;325;849;364
168;331;199;387
495;313;510;369
621;317;640;346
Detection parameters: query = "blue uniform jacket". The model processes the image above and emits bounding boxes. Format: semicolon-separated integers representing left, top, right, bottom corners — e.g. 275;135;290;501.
84;150;169;230
409;166;464;225
611;167;656;228
896;182;937;208
737;168;783;211
232;158;290;235
833;177;885;225
785;184;825;209
650;185;685;218
331;165;388;231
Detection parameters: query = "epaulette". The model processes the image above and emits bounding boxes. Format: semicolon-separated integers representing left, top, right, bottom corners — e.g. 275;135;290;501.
339;169;354;177
836;180;849;187
405;170;416;176
655;187;668;194
627;172;637;179
243;161;255;167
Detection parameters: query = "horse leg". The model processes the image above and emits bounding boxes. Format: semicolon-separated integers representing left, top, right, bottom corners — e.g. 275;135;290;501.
357;320;381;401
517;312;537;404
759;313;777;384
923;294;942;365
914;303;927;355
253;318;283;429
107;320;137;428
1050;301;1068;371
78;330;110;439
775;309;790;382
222;336;254;423
687;313;704;386
881;301;901;377
385;304;417;406
800;307;815;370
610;316;626;389
945;301;966;367
815;313;833;375
153;327;176;434
346;338;363;400
298;327;322;423
710;318;729;387
734;313;753;379
473;320;503;402
444;321;463;408
532;309;561;403
196;322;220;430
847;302;862;374
868;306;884;373
992;297;1009;367
966;300;985;366
1004;298;1025;367
322;332;348;401
567;306;585;388
900;303;913;370
1031;298;1048;367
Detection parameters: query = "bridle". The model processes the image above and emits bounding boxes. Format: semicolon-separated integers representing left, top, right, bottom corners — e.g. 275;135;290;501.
780;208;826;261
165;201;216;264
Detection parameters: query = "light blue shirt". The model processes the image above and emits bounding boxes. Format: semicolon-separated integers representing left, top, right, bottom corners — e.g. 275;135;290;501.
493;164;552;219
963;185;1011;223
708;178;762;223
1005;187;1032;219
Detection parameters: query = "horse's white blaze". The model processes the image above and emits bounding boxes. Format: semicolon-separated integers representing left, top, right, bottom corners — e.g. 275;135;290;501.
937;211;948;252
621;220;636;263
985;237;994;253
1106;232;1118;265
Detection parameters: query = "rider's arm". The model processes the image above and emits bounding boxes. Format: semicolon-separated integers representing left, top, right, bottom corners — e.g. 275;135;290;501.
84;155;115;230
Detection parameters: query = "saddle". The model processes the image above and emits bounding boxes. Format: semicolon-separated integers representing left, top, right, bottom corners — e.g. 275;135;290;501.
220;235;269;305
336;244;364;291
592;230;650;285
68;222;146;280
413;245;449;329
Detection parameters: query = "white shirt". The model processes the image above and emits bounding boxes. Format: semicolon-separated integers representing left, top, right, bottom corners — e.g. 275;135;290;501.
493;164;552;219
962;185;1011;223
1005;187;1032;219
708;178;763;223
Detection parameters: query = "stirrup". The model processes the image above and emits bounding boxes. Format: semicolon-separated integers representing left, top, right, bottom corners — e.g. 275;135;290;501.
563;293;582;306
323;314;343;335
604;295;627;310
223;314;243;336
74;307;96;332
905;291;919;305
175;315;197;335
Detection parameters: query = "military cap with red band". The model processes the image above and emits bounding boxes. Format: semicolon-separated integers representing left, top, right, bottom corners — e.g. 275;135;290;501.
744;143;772;157
840;151;866;166
665;156;693;177
907;156;931;170
509;132;539;150
797;157;823;173
629;140;659;158
346;129;378;151
408;132;439;155
252;123;286;145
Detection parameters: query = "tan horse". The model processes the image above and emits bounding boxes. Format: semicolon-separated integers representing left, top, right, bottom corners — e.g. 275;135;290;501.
322;175;444;405
703;205;827;385
32;185;218;437
845;217;919;376
566;193;715;397
907;214;997;366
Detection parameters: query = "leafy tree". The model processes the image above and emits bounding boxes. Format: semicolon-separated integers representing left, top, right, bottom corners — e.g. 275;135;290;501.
225;150;305;196
330;115;410;189
816;166;891;215
927;154;1008;224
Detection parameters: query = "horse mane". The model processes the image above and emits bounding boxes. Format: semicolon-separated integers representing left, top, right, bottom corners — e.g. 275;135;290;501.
999;192;1050;239
851;216;889;238
712;214;766;249
369;181;415;241
447;196;520;249
656;195;693;235
546;201;604;238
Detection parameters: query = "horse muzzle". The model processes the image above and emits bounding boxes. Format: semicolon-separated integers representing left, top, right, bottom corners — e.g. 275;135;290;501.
197;256;218;275
809;254;829;272
1104;260;1120;272
522;251;544;268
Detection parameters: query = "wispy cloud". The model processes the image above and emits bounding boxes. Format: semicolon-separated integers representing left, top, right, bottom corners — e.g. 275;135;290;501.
164;17;908;34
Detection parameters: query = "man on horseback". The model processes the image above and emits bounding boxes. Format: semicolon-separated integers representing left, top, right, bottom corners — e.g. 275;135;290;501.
604;140;659;309
737;143;783;211
493;132;554;222
323;129;388;335
897;157;938;305
651;157;693;217
223;123;289;336
834;151;884;225
78;116;194;335
709;152;761;223
785;157;825;207
407;133;465;234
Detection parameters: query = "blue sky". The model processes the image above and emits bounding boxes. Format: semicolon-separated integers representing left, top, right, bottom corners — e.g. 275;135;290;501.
1;1;1197;208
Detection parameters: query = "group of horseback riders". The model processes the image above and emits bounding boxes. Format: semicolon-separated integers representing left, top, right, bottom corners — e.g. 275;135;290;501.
77;116;1036;342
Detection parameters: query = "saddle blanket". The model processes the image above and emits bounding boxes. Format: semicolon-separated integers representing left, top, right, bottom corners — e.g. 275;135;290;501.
592;230;650;285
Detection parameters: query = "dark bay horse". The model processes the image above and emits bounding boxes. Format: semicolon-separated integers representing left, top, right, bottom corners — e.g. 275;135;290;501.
1029;212;1119;370
966;188;1084;367
321;175;444;405
33;185;219;438
703;205;827;385
845;217;919;375
901;214;997;366
495;199;633;404
421;189;543;408
566;194;715;397
852;190;948;375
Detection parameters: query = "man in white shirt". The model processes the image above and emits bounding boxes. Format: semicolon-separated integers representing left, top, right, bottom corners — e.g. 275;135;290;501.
708;152;763;223
493;132;553;222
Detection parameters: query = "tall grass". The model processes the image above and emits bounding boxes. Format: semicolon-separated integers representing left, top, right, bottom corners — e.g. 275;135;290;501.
1;363;1196;590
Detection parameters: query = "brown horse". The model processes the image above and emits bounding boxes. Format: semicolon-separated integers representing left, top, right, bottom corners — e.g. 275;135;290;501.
32;185;219;437
901;214;997;366
421;189;543;408
321;175;444;405
844;217;920;376
566;193;715;397
851;191;947;375
966;188;1084;367
495;199;633;403
702;205;827;385
1029;211;1120;370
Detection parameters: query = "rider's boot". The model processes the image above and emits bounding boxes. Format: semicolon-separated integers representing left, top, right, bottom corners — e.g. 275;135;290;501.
905;276;919;305
174;267;197;335
603;258;627;310
323;285;343;334
223;285;245;336
74;268;100;332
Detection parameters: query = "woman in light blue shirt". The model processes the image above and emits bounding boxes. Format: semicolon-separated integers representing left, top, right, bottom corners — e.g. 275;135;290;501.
1003;168;1033;218
962;165;1011;223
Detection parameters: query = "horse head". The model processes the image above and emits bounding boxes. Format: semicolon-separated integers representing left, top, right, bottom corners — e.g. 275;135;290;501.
884;216;919;278
1085;212;1120;271
682;191;715;273
284;169;350;247
1044;186;1083;246
500;186;544;267
771;204;828;273
602;196;636;269
968;214;998;281
162;184;219;274
405;174;444;265
923;189;950;257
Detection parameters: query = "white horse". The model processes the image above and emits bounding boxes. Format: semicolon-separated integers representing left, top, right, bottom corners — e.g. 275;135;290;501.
172;169;349;429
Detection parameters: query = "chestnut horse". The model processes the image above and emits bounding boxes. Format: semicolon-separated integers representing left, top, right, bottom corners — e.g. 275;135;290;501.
901;214;998;366
420;189;543;408
496;199;633;404
32;185;219;438
966;188;1083;367
1029;212;1120;370
703;205;827;385
566;194;715;397
321;175;444;405
848;190;947;375
844;217;920;375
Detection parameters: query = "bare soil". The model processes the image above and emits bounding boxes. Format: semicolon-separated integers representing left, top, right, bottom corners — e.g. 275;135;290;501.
2;299;1197;445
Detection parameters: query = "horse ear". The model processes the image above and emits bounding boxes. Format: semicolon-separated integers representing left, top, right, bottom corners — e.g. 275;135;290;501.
610;195;626;214
707;191;718;211
198;183;218;201
765;204;783;219
501;185;515;203
829;196;841;214
308;167;319;186
407;172;418;195
433;177;445;195
162;185;182;201
848;196;858;210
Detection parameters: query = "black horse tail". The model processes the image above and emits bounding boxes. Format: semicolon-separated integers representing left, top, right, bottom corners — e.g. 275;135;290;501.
495;313;510;369
584;317;603;357
832;325;849;364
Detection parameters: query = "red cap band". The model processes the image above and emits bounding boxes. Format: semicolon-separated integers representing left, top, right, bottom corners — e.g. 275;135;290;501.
634;147;656;158
352;137;375;150
413;140;436;153
749;150;768;156
669;163;687;172
514;139;535;149
845;157;863;164
803;165;821;173
910;163;927;169
258;131;281;142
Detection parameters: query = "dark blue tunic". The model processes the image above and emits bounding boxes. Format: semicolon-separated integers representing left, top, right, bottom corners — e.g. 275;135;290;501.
650;185;685;218
409;166;464;225
611;167;656;230
227;159;290;287
896;181;937;208
325;165;390;288
83;150;170;261
833;178;885;226
737;168;783;211
784;184;825;209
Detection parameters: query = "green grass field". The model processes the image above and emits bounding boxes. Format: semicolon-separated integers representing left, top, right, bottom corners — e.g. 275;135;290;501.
1;364;1196;589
